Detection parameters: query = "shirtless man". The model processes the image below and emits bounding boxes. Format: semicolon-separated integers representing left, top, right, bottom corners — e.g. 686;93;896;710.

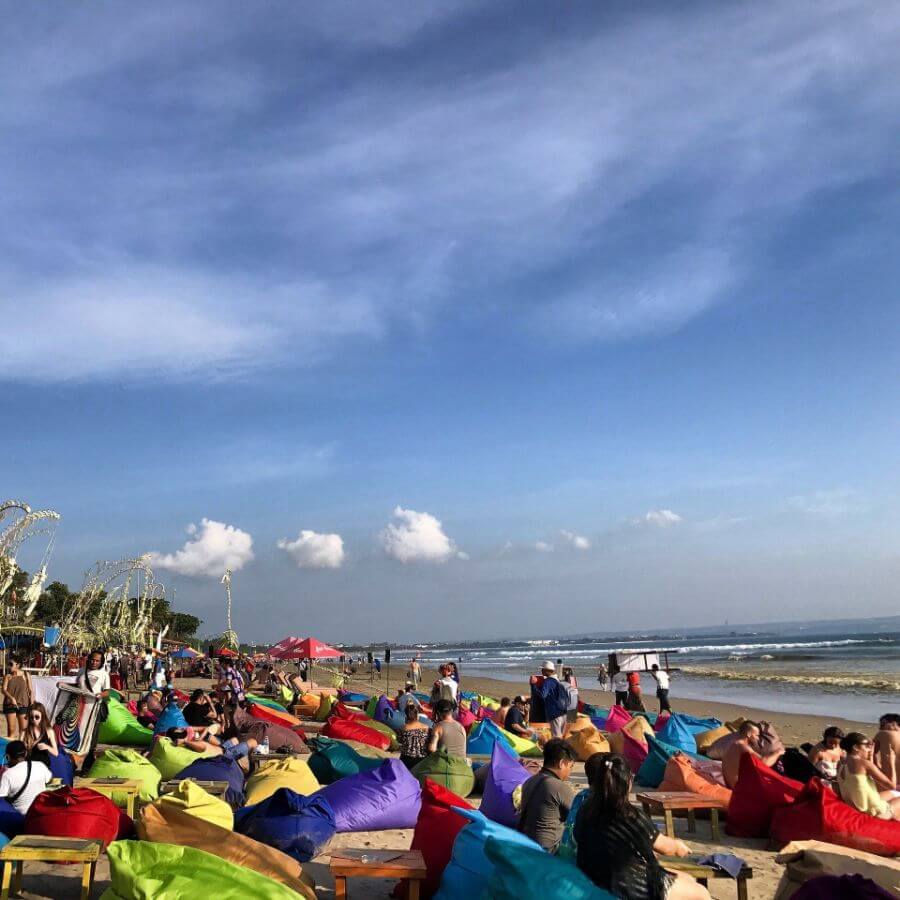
874;714;900;787
723;720;784;788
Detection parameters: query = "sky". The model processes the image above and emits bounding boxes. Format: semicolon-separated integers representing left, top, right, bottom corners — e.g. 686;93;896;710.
2;1;899;644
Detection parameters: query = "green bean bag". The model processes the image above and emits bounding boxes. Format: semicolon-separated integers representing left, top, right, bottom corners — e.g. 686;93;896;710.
100;840;300;899
99;698;154;747
89;749;162;801
246;693;289;714
411;749;475;798
308;736;384;784
148;738;216;781
365;696;379;718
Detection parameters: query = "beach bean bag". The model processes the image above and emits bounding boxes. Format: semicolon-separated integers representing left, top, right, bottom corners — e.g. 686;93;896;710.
566;720;610;762
480;741;530;827
782;748;821;783
338;691;369;704
49;749;76;786
315;693;335;721
0;800;24;838
484;836;616;900
433;808;543;900
707;730;742;761
727;753;804;838
477;695;500;711
156;780;233;831
99;698;154;747
347;715;400;749
467;719;513;757
658;753;732;806
137;803;316;900
25;786;131;848
412;749;475;798
294;693;321;718
307;736;385;784
621;730;649;773
334;701;371;721
102;839;300;900
637;711;659;727
334;738;392;759
173;755;245;808
492;723;541;759
637;736;686;788
148;737;215;781
400;779;474;900
455;705;477;729
580;703;608;719
89;748;162;801
655;713;698;754
770;779;900;858
322;716;392;751
245;756;320;806
759;720;786;757
788;874;896;899
248;701;304;732
232;706;307;754
677;714;723;734
153;702;189;735
315;759;421;833
235;789;336;862
246;693;289;713
365;696;379;717
375;698;407;733
603;704;632;733
696;725;732;755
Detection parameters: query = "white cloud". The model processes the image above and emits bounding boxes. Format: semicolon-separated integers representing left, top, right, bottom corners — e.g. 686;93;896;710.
277;529;345;569
380;506;464;563
534;541;554;553
150;518;254;577
560;530;591;550
787;489;864;519
642;510;684;528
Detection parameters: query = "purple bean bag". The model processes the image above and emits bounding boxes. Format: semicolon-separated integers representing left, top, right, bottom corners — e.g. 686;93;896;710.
374;696;405;732
314;759;421;832
173;755;246;807
480;741;530;827
49;750;76;786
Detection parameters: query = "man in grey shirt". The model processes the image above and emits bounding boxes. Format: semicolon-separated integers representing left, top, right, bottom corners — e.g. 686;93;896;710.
517;738;577;851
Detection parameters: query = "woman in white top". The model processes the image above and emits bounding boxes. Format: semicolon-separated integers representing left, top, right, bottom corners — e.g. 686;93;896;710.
77;650;111;698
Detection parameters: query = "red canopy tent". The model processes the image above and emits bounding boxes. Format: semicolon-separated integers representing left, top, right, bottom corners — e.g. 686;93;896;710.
267;636;341;660
213;647;238;658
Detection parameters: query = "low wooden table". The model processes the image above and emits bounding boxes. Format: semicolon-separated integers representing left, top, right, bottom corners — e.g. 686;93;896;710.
330;849;426;900
75;776;143;819
159;779;230;799
636;790;727;841
660;857;753;900
0;835;101;900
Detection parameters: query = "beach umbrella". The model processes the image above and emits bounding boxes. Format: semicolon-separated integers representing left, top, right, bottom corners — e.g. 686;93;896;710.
213;647;238;658
170;647;201;660
269;636;341;660
267;636;304;658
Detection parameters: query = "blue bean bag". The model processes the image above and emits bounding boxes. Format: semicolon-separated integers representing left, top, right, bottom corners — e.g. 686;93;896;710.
49;750;76;786
590;716;608;730
173;756;246;808
636;736;691;788
338;692;370;704
0;738;8;765
677;714;723;735
308;736;384;785
480;741;530;828
0;800;24;838
466;720;514;757
314;759;421;833
580;704;608;719
434;808;543;900
655;714;698;754
374;696;405;732
235;788;336;862
637;711;659;726
154;701;189;735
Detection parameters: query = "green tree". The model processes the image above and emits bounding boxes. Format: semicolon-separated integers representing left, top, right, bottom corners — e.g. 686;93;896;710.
170;613;202;640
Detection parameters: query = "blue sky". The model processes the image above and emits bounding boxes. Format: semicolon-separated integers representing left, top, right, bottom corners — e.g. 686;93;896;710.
2;1;898;643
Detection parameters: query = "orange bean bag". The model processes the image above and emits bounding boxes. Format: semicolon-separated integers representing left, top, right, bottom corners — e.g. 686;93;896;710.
294;693;321;718
565;720;611;762
248;702;304;731
622;716;654;742
321;716;392;751
658;753;732;806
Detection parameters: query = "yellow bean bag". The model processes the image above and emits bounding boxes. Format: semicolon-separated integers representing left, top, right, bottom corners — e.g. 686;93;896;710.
315;693;335;722
566;721;611;762
495;723;542;758
622;715;654;742
156;780;233;831
695;725;733;755
244;756;320;806
294;693;322;718
725;716;746;731
478;695;500;711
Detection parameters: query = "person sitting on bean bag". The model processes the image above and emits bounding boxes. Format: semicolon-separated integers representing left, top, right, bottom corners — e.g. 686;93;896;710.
166;727;257;767
0;740;52;815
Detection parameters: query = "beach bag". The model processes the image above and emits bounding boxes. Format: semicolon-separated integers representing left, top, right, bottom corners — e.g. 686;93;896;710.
137;803;316;900
484;837;617;899
308;736;384;784
99;697;154;747
315;693;335;722
655;713;698;754
433;808;543;900
412;750;475;798
25;786;131;848
89;748;162;801
479;741;530;827
658;753;732;806
235;789;336;863
156;779;233;831
245;756;319;806
315;759;421;833
102;839;301;899
770;779;900;857
148;737;215;781
727;753;803;838
173;755;245;808
322;716;392;751
696;725;732;755
153;702;189;735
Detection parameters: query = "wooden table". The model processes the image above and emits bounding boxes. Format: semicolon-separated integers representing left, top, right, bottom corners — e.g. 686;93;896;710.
660;857;753;900
159;779;230;800
0;835;101;900
636;790;727;841
75;777;143;819
330;849;426;900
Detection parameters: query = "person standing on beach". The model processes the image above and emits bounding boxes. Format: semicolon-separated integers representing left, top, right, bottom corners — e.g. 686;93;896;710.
531;661;570;738
649;664;671;714
611;668;628;707
874;714;900;787
407;658;421;686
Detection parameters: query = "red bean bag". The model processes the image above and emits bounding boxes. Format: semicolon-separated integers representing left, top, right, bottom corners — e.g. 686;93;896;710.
604;705;632;733
25;787;132;848
334;702;371;722
770;778;900;857
653;712;671;733
321;716;391;751
726;753;804;838
248;702;306;737
394;778;474;900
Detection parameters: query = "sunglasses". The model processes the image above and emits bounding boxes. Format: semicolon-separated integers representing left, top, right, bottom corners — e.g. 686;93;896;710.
29;714;42;721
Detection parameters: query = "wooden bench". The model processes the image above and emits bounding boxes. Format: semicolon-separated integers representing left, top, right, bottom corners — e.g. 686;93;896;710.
75;776;143;819
159;779;230;800
0;835;101;900
330;849;426;900
660;857;753;900
636;790;727;842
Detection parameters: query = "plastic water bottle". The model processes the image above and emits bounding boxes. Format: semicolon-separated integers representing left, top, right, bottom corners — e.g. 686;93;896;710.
260;736;269;755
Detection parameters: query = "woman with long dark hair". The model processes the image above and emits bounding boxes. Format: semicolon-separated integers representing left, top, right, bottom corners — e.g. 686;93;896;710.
575;753;709;900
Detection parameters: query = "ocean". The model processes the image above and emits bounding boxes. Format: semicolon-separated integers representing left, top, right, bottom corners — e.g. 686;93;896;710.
386;619;900;722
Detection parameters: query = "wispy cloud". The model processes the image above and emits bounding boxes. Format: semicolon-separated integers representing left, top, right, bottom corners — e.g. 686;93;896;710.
787;489;865;519
638;510;684;528
560;530;591;550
